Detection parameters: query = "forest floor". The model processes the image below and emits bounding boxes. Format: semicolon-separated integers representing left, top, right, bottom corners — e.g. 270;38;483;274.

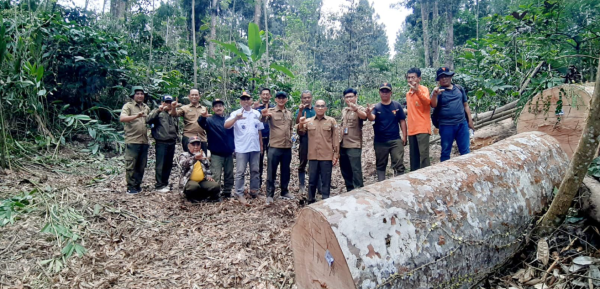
0;121;599;289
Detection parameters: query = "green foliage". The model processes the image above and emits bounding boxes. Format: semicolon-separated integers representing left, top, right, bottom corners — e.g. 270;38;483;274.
0;189;36;226
588;157;600;180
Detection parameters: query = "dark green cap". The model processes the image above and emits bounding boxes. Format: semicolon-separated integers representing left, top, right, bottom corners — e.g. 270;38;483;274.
130;86;147;98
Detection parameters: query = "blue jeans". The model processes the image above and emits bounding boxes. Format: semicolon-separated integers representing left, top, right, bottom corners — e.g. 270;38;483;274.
439;121;470;162
235;151;260;196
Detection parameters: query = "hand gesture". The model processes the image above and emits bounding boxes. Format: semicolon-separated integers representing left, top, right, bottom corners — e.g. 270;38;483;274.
159;104;166;111
298;111;309;125
298;103;306;111
348;102;358;112
136;111;146;118
171;99;179;108
365;104;373;115
235;113;246;120
408;81;418;92
194;153;204;160
252;101;261;109
261;107;272;117
432;87;445;97
201;108;210;118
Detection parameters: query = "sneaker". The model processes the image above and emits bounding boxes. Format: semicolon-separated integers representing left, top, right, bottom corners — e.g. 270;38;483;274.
236;194;248;205
280;192;295;200
126;188;139;195
266;197;273;205
156;187;170;193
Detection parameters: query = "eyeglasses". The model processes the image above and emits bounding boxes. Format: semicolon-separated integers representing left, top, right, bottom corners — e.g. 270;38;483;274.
190;143;201;147
315;105;326;108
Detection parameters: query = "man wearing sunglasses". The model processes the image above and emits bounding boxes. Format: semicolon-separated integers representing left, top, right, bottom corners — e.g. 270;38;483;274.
366;83;408;181
225;91;264;205
147;95;179;193
297;100;339;204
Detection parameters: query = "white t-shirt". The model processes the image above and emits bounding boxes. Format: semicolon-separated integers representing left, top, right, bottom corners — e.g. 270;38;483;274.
227;108;264;153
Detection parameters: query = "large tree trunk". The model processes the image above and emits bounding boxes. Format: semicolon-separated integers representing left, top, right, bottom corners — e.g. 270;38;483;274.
541;57;600;227
192;0;198;87
292;132;568;289
253;0;261;29
264;0;269;70
445;0;454;69
420;0;431;67
431;0;439;68
208;0;218;59
110;0;126;19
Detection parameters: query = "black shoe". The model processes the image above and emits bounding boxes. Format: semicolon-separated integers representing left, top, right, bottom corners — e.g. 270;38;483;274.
221;193;232;199
307;199;316;205
126;188;139;195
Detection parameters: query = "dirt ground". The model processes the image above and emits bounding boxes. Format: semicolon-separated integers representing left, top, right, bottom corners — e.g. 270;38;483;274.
0;122;504;289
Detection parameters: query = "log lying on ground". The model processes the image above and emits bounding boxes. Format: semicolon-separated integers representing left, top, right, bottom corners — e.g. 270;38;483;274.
291;132;569;289
471;118;516;150
473;100;519;122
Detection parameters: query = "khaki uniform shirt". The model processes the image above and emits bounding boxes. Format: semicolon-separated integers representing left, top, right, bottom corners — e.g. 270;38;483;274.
340;106;365;149
261;107;294;149
299;116;339;160
121;101;151;144
177;103;207;141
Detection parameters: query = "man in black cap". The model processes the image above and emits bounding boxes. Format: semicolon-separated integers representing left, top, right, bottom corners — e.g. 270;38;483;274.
366;83;408;181
198;98;235;199
120;86;151;195
261;91;295;205
147;95;179;192
431;67;474;162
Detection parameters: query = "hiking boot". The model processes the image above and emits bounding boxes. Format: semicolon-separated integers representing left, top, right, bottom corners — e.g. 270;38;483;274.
156;186;170;193
126;188;139;195
236;194;248;205
249;191;258;199
266;197;273;205
280;192;295;200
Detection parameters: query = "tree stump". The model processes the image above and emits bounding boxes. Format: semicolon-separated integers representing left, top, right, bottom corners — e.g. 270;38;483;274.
291;132;569;289
517;84;594;158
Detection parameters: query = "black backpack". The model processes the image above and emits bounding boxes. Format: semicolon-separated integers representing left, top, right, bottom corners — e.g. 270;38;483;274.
431;84;467;129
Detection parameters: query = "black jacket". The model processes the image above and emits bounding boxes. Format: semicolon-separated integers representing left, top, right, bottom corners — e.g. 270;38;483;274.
198;115;235;156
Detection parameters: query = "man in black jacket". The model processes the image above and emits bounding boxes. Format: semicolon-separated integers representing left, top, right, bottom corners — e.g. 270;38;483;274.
148;95;179;192
198;99;235;198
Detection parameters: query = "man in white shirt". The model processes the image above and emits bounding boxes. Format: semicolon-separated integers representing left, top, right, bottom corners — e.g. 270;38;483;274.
225;91;264;205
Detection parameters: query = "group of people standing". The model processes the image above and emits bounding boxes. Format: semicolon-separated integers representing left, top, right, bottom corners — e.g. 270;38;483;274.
119;66;474;205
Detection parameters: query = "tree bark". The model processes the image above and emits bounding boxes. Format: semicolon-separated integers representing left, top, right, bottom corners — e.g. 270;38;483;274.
432;0;439;68
264;0;269;70
291;132;569;289
445;0;454;69
192;0;198;87
420;0;431;67
253;0;261;29
541;58;600;227
208;0;218;59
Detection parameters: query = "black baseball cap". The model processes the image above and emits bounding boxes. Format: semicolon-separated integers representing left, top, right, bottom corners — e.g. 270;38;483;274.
275;91;288;98
240;91;251;99
162;95;174;102
379;82;392;91
212;98;225;106
436;67;455;81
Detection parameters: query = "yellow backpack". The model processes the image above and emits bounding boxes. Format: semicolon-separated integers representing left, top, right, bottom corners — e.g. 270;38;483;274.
190;161;205;182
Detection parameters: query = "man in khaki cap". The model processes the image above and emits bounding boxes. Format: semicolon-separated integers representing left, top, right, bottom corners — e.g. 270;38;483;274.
119;86;151;195
170;89;208;155
297;99;339;204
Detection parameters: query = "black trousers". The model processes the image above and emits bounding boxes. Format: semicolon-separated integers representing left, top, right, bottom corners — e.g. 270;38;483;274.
182;135;207;155
259;136;269;185
308;160;332;202
339;148;363;192
125;143;149;190
298;135;309;174
266;148;292;197
155;141;176;189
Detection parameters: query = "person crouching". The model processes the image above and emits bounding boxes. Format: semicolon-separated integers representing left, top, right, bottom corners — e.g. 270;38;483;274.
177;136;220;202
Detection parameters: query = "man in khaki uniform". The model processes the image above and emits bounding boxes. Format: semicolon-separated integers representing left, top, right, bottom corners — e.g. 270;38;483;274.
261;91;295;205
119;86;151;195
297;100;339;204
170;89;208;155
339;88;367;192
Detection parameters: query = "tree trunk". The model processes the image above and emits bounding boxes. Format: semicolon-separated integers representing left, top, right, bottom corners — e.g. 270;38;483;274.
110;0;126;20
420;0;431;67
192;0;198;87
445;0;454;69
148;0;154;77
102;0;107;14
253;0;261;28
84;0;89;11
208;0;218;59
432;0;439;68
264;0;269;70
475;0;479;40
541;59;600;227
291;132;569;289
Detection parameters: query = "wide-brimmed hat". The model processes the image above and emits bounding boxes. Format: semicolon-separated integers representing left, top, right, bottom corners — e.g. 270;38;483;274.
130;86;148;98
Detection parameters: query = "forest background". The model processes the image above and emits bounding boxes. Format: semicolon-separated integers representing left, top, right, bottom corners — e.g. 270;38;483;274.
0;0;598;166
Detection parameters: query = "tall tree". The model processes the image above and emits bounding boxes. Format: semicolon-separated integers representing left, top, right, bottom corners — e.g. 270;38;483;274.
254;0;261;29
445;0;454;69
420;0;431;67
431;0;440;67
192;0;197;87
208;0;219;58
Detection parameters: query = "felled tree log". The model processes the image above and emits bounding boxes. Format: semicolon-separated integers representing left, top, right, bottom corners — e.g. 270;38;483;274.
473;100;518;122
471;118;516;150
291;132;569;289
